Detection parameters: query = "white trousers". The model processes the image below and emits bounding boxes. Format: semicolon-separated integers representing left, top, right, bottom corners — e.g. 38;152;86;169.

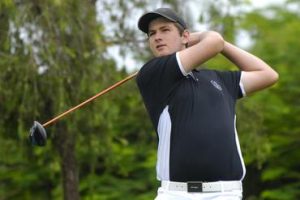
154;187;243;200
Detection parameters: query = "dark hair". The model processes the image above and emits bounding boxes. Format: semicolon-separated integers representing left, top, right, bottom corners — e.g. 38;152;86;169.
174;22;185;36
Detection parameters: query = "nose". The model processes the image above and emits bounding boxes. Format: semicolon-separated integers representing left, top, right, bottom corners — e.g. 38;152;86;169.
153;32;162;42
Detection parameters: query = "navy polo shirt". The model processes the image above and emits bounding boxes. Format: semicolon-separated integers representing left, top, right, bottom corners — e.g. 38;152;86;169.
136;52;246;182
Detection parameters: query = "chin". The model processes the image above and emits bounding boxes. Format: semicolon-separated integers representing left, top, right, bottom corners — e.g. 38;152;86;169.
155;51;172;57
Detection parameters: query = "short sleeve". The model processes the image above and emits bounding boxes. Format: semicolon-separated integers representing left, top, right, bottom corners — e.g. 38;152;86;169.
215;70;244;99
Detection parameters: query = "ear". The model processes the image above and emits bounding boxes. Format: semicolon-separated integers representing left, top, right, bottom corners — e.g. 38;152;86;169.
181;30;190;47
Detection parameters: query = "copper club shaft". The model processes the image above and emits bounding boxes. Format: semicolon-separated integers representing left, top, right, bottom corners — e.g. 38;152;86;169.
42;71;138;127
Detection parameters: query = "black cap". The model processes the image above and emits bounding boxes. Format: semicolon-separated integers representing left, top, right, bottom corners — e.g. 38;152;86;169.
138;8;187;34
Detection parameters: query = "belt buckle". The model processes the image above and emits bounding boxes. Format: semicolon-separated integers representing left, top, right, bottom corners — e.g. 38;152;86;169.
187;182;203;192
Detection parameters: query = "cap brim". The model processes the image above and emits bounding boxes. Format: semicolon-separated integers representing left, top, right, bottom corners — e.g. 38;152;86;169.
138;12;176;33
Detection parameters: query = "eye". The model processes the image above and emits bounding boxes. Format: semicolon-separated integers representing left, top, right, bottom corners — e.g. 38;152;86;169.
148;31;155;37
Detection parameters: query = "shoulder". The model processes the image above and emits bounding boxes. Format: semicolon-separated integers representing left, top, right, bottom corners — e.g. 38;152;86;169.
137;53;182;84
213;70;244;98
192;69;220;78
140;53;177;72
211;70;241;81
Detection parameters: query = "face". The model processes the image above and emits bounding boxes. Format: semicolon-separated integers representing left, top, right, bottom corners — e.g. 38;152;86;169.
148;17;188;57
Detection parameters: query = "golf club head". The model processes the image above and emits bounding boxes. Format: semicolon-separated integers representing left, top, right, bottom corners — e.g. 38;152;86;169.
29;121;47;146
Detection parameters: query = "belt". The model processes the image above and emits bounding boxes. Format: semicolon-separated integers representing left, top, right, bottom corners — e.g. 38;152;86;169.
161;180;242;193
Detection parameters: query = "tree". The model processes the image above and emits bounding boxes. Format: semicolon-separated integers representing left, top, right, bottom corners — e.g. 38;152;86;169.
0;0;113;199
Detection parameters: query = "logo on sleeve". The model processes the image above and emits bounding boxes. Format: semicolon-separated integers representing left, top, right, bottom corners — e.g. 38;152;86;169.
210;80;222;91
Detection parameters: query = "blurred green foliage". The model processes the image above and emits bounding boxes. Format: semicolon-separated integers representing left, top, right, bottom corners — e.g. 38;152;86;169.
0;0;299;199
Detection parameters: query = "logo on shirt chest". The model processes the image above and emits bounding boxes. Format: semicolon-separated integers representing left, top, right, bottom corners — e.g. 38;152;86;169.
210;80;223;91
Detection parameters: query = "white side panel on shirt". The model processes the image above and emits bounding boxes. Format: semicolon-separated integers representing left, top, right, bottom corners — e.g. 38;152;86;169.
156;106;172;181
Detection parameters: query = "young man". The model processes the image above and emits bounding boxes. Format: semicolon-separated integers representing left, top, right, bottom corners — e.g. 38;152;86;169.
136;8;278;200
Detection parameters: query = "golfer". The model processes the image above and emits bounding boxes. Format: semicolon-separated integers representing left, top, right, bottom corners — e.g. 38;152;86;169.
136;8;278;200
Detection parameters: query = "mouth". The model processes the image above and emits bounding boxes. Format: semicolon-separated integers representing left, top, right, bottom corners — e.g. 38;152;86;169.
156;44;166;50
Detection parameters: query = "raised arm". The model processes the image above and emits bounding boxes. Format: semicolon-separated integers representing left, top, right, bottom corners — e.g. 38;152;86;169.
178;31;224;73
221;41;279;95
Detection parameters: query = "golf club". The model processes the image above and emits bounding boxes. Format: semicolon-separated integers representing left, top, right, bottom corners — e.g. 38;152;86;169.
29;71;138;146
